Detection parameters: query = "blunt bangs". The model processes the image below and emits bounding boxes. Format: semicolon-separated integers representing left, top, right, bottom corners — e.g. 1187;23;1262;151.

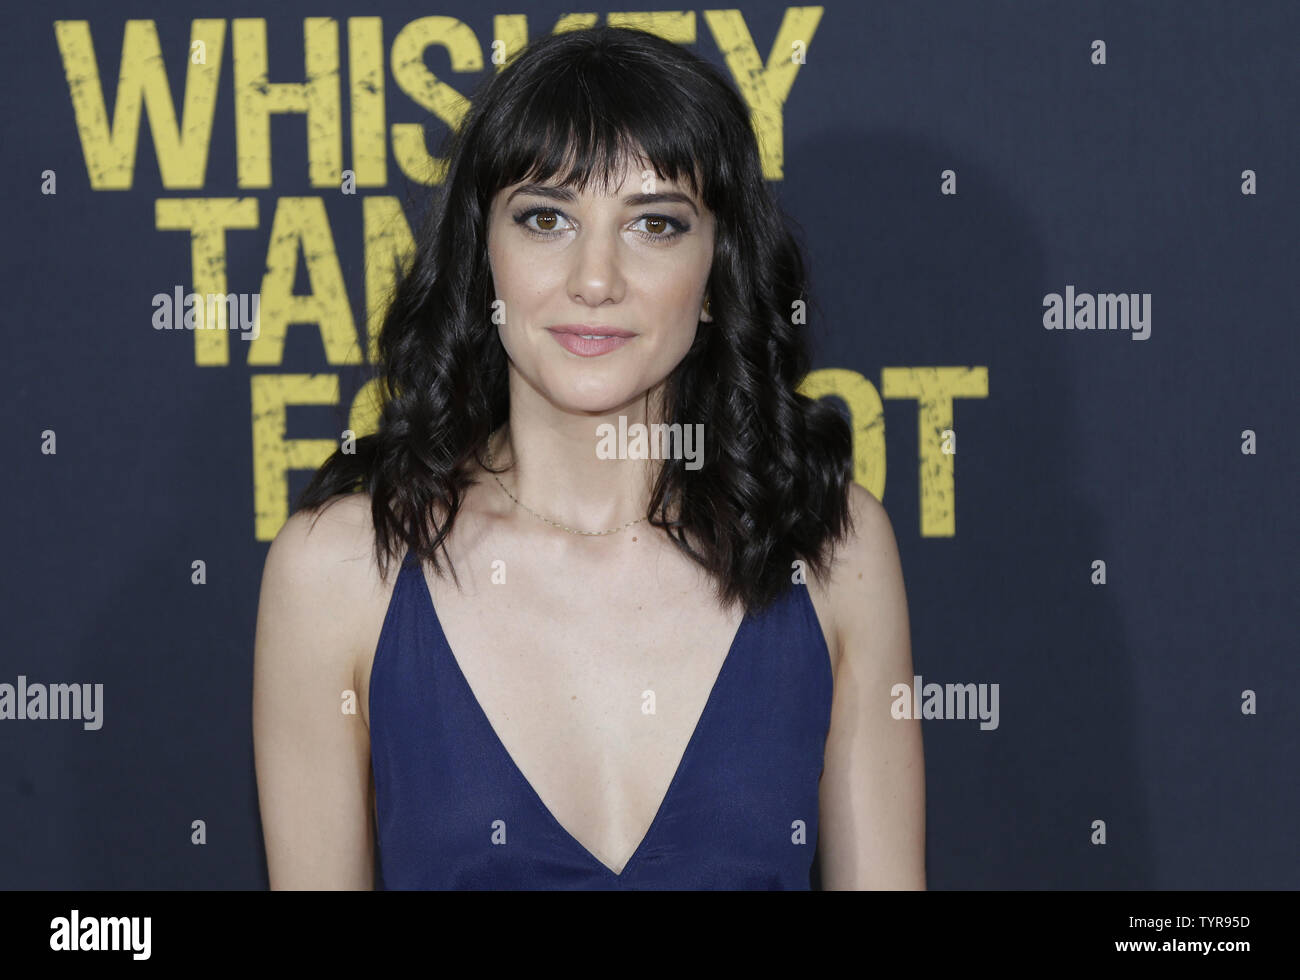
471;39;720;208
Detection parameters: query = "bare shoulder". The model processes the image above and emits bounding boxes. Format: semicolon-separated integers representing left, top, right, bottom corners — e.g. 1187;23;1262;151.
265;492;385;596
259;492;394;680
837;482;907;643
837;482;902;587
808;482;909;669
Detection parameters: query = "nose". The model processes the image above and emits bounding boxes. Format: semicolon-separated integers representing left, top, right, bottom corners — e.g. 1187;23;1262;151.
565;225;626;307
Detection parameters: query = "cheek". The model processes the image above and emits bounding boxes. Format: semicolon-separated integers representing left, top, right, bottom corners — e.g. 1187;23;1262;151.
651;239;711;304
490;243;557;316
648;265;708;329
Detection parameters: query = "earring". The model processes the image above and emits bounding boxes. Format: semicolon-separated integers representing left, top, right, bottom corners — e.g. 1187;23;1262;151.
702;296;712;320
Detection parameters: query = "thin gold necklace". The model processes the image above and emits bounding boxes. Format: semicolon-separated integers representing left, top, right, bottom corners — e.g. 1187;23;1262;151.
484;444;648;536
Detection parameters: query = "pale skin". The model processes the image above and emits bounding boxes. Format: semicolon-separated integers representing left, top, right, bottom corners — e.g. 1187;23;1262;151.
252;156;925;889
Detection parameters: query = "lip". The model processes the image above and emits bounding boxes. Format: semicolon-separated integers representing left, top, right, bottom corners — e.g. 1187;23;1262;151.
545;325;637;358
546;325;637;338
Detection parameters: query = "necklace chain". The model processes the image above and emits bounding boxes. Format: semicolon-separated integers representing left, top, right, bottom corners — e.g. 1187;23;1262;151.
485;444;647;536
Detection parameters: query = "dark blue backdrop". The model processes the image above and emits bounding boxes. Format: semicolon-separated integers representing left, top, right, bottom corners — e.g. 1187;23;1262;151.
2;0;1295;889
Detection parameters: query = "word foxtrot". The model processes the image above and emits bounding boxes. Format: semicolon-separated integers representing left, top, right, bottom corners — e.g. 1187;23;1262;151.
596;416;704;470
1042;284;1151;340
0;675;103;730
50;910;150;960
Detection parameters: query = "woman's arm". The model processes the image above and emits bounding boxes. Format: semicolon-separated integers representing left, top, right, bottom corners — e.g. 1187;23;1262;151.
252;502;376;889
818;483;926;889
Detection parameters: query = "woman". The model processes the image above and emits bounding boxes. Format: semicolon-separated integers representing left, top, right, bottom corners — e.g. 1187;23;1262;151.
253;24;924;890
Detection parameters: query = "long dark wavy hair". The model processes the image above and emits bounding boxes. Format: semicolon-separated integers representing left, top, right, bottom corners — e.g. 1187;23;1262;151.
296;24;855;613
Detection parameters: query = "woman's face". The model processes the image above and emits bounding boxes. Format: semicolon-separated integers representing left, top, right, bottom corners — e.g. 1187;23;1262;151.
485;156;715;417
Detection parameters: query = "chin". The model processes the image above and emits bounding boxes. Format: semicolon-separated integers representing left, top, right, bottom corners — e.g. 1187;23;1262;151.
555;387;646;417
537;372;648;416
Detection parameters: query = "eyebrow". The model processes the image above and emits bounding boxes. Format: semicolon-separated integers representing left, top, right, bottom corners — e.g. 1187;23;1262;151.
505;183;699;217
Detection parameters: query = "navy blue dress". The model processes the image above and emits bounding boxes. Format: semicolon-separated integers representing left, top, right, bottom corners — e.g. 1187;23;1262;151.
369;548;834;889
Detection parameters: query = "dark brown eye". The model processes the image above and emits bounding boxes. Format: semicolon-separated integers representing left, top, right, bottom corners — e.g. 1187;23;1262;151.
535;210;558;230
